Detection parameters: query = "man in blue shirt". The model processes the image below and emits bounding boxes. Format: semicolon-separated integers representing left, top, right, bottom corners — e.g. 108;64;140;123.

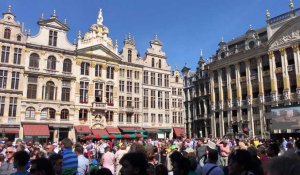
61;138;78;175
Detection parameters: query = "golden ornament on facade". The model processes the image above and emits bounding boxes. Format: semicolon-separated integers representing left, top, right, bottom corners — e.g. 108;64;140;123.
76;59;81;65
24;48;30;53
114;66;119;72
91;62;96;68
292;45;299;52
279;48;286;55
40;51;46;55
268;51;274;57
102;64;107;69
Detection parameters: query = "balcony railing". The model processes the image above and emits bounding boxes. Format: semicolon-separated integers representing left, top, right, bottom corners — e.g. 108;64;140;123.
28;67;40;72
44;69;58;74
92;102;107;110
287;65;294;71
7;118;17;124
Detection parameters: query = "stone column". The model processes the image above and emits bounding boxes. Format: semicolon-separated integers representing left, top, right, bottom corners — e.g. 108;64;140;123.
235;64;241;125
280;48;290;101
259;105;265;138
257;56;264;99
268;51;277;99
248;106;254;137
22;74;28;98
37;76;44;100
6;69;12;90
218;69;224;136
292;45;300;89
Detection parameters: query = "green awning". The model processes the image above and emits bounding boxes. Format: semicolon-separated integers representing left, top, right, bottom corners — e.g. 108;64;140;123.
158;128;172;132
109;134;123;139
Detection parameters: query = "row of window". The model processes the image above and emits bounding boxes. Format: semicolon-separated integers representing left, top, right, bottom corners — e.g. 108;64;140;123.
0;70;20;90
0;96;17;117
118;112;183;124
3;28;22;41
80;82;113;104
172;88;183;96
1;46;22;64
119;81;140;94
119;69;140;80
119;97;140;108
143;71;170;87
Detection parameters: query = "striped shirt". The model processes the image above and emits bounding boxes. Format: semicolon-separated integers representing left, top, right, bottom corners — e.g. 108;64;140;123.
62;148;78;175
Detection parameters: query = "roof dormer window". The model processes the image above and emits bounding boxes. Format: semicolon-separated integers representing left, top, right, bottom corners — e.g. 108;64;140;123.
48;30;57;47
4;28;11;39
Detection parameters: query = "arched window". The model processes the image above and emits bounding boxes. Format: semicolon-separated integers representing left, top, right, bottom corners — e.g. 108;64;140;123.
45;81;55;100
63;59;72;73
151;58;155;67
47;56;56;70
17;35;21;41
128;50;132;62
25;107;35;119
79;109;88;121
175;76;179;83
29;53;40;68
60;109;69;120
4;28;11;39
41;108;56;119
158;59;162;68
81;62;90;75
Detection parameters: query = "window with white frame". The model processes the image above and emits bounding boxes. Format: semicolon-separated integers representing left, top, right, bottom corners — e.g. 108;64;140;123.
172;99;177;108
119;113;124;123
178;99;183;108
41;108;56;120
47;56;56;70
95;82;103;102
0;96;5;116
143;71;148;84
134;114;139;124
81;62;90;75
144;113;148;123
178;88;183;96
80;81;89;103
158;74;162;86
134;98;139;109
165;92;169;109
79;109;88;121
134;83;139;94
48;30;58;46
143;89;148;108
158;114;163;123
126;113;132;123
11;71;19;90
178;112;183;124
151;90;155;108
95;64;102;77
158;91;163;109
25;107;35;119
164;74;169;87
172;88;177;96
119;96;124;107
151;72;155;85
106;111;113;122
127;70;132;79
119;81;125;92
106;85;114;105
1;46;10;63
172;112;177;124
27;76;37;99
127;81;132;93
45;81;55;100
0;70;7;89
13;48;22;65
165;114;170;123
63;59;72;73
61;81;70;102
151;113;156;123
106;66;114;79
120;68;125;78
127;97;132;107
29;53;39;68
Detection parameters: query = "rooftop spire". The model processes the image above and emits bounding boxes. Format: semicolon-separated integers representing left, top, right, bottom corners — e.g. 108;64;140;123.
249;24;253;30
155;33;158;40
8;5;12;13
51;9;57;18
64;18;67;25
266;9;271;20
289;0;294;10
200;49;203;57
97;8;103;25
221;36;224;42
40;13;44;20
78;30;81;39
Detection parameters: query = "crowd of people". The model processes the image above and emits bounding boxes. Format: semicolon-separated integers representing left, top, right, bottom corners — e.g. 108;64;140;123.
0;136;300;175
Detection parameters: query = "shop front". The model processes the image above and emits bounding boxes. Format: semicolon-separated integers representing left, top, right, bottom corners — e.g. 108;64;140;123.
173;127;186;139
0;126;19;141
49;124;73;142
144;128;158;139
158;128;172;139
74;125;90;141
23;124;50;143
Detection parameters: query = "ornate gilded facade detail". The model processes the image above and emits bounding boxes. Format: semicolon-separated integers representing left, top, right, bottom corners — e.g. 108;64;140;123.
40;51;46;55
102;63;107;69
114;66;119;72
279;48;286;55
268;51;274;58
76;59;81;65
292;44;299;52
90;61;96;68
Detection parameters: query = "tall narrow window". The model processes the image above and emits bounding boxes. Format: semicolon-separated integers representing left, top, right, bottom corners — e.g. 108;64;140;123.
81;62;90;75
0;97;5;116
95;82;103;102
41;108;56;119
4;28;11;39
79;109;88;121
127;82;132;93
106;85;114;105
119;113;124;123
25;107;35;119
63;59;72;73
134;71;139;79
9;97;17;117
158;91;162;109
80;81;89;103
127;97;132;107
175;76;179;83
11;71;19;90
0;70;8;89
172;112;177;124
29;53;39;68
134;114;139;124
127;70;132;79
151;90;155;108
48;30;58;46
158;74;162;86
45;81;55;100
47;56;56;70
165;114;169;123
134;83;139;94
151;73;155;85
119;69;125;78
95;64;102;77
106;111;113;122
106;66;114;79
61;81;70;101
165;92;169;109
60;109;69;120
158;114;163;123
151;113;156;123
128;50;132;62
134;98;139;109
119;81;125;92
144;113;148;123
164;75;169;87
13;48;22;64
1;46;10;63
119;96;124;107
151;58;155;67
158;59;162;68
143;71;148;84
126;113;132;123
27;76;37;99
143;89;148;108
17;35;21;41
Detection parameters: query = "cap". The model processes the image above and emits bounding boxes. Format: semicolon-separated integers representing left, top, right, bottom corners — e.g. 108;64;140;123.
207;140;217;150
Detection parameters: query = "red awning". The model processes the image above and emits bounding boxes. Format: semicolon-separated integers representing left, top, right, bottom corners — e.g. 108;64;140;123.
144;128;158;133
0;128;19;134
74;125;90;134
173;127;185;138
106;127;121;134
23;124;50;138
91;129;109;136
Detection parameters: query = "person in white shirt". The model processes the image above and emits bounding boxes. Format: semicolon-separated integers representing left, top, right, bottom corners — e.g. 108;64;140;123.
99;140;108;159
202;149;224;175
115;145;127;174
75;144;89;175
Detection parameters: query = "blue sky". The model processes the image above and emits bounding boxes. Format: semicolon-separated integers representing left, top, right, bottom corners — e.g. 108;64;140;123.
0;0;294;71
